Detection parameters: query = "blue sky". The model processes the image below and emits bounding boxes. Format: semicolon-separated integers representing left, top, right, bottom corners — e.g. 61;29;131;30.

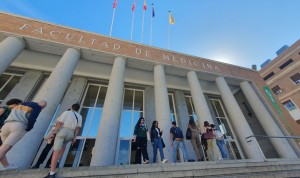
1;0;300;69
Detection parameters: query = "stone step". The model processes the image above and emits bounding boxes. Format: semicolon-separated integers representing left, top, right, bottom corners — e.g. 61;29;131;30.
1;159;300;178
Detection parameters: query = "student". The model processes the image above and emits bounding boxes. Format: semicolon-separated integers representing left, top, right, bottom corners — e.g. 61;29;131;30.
32;109;72;169
0;98;23;146
150;121;168;163
0;100;47;170
133;117;149;164
212;124;228;160
188;119;203;161
44;103;82;178
170;121;188;162
203;121;221;161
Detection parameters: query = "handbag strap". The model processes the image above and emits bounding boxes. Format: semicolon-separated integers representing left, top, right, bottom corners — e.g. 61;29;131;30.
73;111;78;123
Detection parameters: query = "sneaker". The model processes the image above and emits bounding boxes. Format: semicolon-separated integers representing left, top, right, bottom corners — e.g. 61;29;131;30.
3;164;18;170
162;159;168;163
143;160;149;164
44;173;56;178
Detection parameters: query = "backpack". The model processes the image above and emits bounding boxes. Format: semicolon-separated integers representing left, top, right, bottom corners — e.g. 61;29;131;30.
215;130;223;140
173;127;184;141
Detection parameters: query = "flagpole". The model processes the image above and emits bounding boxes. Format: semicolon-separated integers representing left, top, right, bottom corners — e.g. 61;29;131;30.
141;10;145;44
131;11;135;40
168;21;170;49
150;4;153;46
110;8;116;36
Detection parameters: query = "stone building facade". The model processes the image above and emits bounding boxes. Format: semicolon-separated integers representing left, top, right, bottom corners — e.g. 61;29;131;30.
0;13;299;169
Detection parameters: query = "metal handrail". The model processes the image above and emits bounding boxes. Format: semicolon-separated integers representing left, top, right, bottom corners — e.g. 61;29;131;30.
246;135;300;140
245;135;300;162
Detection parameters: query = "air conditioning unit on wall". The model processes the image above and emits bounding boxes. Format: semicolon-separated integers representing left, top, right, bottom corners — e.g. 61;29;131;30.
295;80;300;84
275;89;283;95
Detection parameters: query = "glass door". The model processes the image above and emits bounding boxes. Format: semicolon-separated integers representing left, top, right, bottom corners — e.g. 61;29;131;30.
209;99;243;160
116;88;144;165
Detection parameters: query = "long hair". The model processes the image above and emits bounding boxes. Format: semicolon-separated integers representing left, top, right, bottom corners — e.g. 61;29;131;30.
135;117;145;129
151;120;158;131
189;118;197;129
204;121;210;127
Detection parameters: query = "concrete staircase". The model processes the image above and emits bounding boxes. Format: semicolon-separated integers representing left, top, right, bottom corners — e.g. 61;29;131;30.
1;159;300;178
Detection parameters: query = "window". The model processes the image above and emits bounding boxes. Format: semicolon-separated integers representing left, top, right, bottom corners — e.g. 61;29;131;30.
290;73;300;85
263;72;275;81
271;85;283;95
0;73;22;104
279;59;294;70
282;100;297;111
185;96;198;123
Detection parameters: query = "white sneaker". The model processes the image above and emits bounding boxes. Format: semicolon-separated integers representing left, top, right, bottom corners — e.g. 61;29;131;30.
3;164;18;170
162;159;168;163
143;160;149;164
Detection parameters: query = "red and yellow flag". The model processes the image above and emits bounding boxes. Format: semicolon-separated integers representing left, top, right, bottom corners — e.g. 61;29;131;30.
113;0;118;8
169;11;175;24
143;0;147;10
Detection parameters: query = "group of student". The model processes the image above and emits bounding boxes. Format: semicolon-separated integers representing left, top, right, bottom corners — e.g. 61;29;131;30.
0;99;228;178
133;117;228;164
0;98;83;178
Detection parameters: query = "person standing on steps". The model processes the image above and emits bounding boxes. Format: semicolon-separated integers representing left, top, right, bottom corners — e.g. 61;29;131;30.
133;117;149;164
150;120;168;163
188;118;203;161
170;121;188;162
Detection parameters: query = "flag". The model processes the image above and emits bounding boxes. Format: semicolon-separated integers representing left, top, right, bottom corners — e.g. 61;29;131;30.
169;11;175;24
113;0;118;8
143;0;147;10
132;0;136;12
152;4;155;17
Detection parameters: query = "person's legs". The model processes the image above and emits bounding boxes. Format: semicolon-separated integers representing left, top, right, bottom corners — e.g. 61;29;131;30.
172;140;179;162
135;137;142;164
157;138;165;161
141;137;149;162
206;139;214;161
153;138;158;163
0;122;26;167
216;140;227;159
50;149;60;173
178;141;188;162
0;144;12;167
191;138;202;160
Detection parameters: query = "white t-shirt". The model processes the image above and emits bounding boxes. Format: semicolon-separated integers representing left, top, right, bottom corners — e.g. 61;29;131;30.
155;128;160;137
57;110;82;130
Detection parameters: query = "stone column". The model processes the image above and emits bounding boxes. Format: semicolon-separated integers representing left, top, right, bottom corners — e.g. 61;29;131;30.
187;71;214;131
144;87;156;162
153;65;173;162
240;81;298;158
0;36;25;74
7;48;81;168
215;77;264;160
90;56;126;166
1;70;42;106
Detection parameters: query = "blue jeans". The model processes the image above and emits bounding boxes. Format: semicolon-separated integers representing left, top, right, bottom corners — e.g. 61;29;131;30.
216;140;227;159
153;137;164;163
173;140;188;162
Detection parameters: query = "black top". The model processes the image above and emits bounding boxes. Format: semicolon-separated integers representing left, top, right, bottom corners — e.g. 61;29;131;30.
150;127;162;143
